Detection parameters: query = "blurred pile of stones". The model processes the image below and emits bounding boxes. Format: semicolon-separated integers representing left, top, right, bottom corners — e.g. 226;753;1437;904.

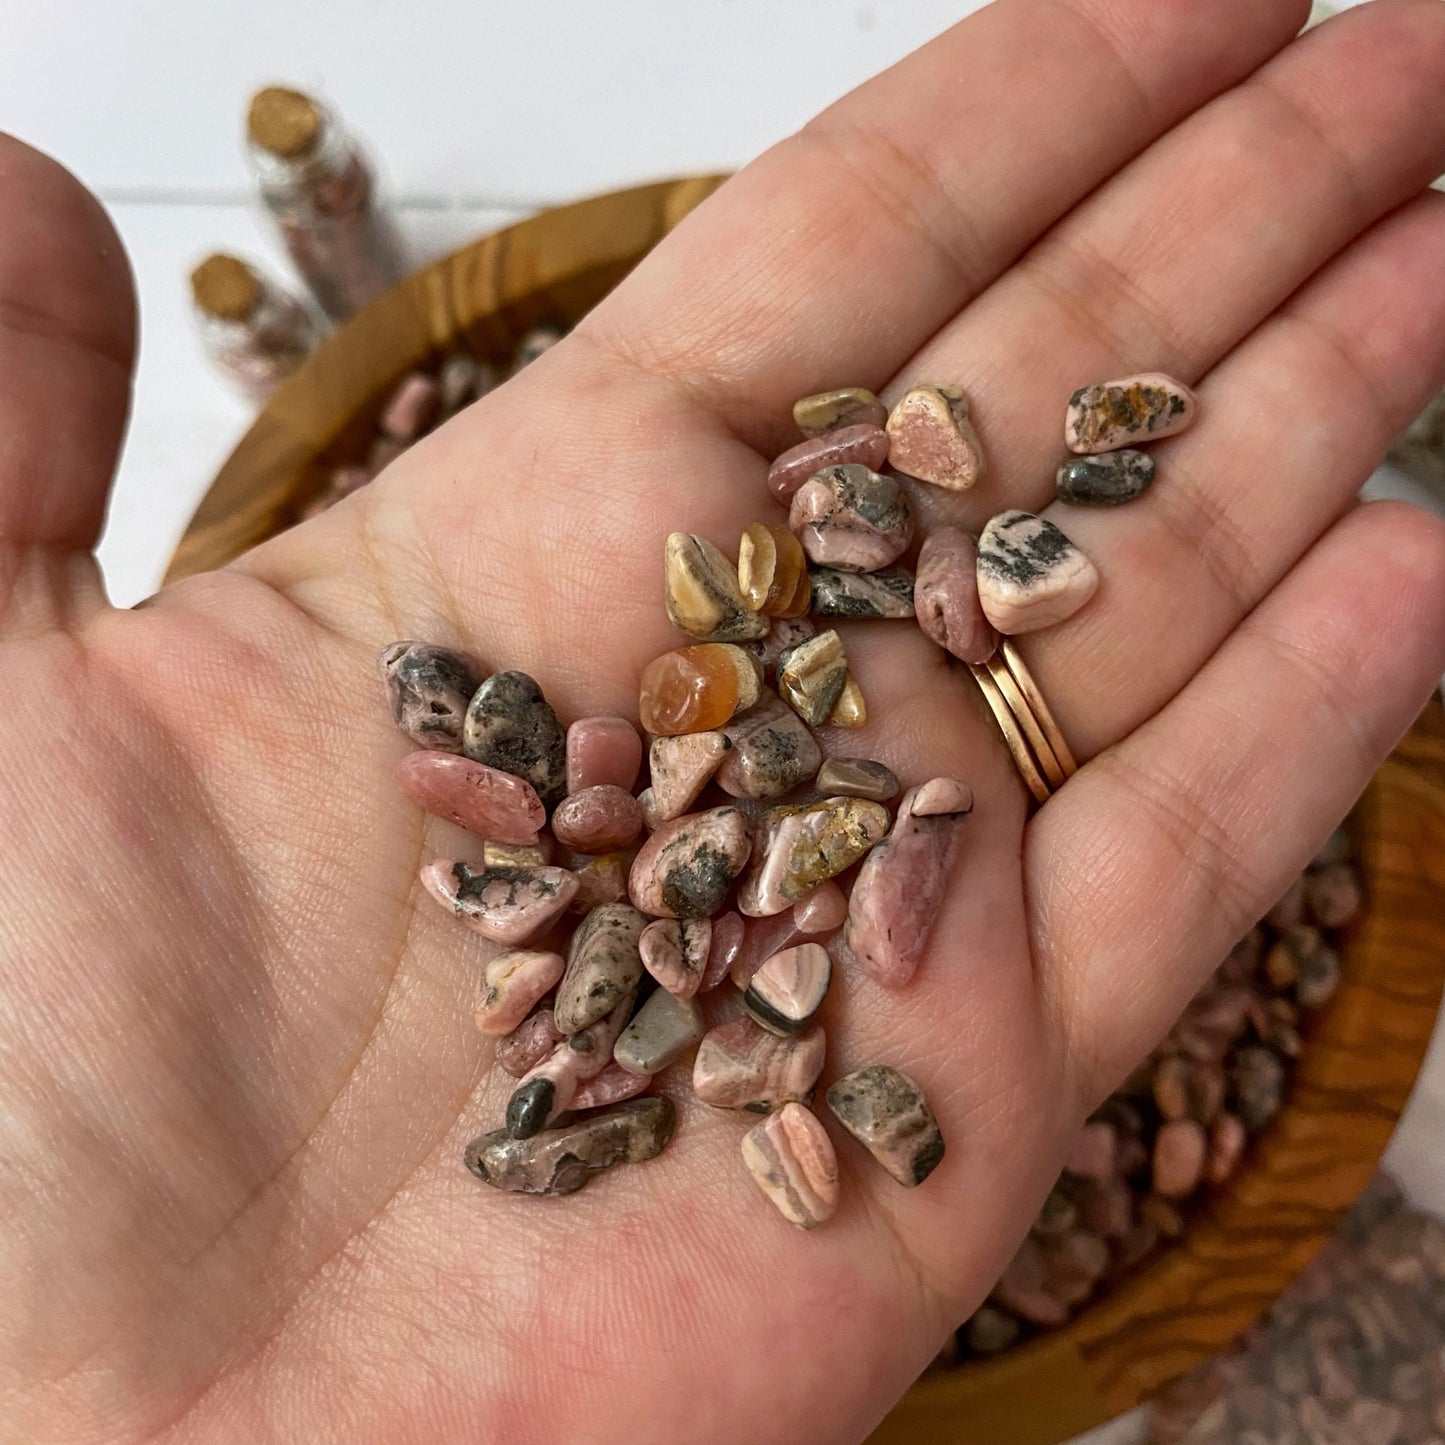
945;827;1363;1365
299;323;564;519
1150;1172;1445;1444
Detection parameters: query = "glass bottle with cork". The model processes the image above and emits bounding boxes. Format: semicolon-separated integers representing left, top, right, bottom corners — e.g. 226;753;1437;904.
245;85;403;322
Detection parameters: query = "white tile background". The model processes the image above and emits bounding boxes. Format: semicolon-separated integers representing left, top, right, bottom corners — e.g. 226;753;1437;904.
0;3;1438;1443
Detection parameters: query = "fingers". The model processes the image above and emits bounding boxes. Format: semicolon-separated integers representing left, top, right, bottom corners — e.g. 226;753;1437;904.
1033;500;1445;1107
894;0;1445;533
579;0;1309;449
0;136;135;622
1025;190;1445;756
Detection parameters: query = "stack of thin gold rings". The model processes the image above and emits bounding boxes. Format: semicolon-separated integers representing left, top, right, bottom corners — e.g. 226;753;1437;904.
968;640;1077;805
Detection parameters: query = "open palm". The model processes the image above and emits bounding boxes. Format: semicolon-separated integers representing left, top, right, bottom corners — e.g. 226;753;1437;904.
6;2;1445;1441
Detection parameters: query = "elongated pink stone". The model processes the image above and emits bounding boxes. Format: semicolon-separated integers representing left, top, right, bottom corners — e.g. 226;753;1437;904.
703;911;746;991
474;949;565;1036
648;731;731;823
421;859;578;944
767;424;889;503
394;753;545;845
740;1103;839;1229
1064;373;1197;454
843;779;972;989
639;917;712;998
571;1062;653;1111
495;1008;564;1077
566;716;643;793
550;785;644;853
914;526;998;665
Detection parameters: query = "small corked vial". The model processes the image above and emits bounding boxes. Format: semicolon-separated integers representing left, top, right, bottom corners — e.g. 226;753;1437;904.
188;253;321;401
245;85;403;321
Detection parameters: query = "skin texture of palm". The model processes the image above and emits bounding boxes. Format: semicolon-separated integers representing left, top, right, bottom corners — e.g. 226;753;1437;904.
4;2;1445;1442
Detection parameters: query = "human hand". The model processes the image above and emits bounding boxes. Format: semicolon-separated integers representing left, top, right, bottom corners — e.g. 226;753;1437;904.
5;2;1445;1440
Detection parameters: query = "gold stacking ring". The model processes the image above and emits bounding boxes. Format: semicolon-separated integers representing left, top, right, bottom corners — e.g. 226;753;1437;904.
969;642;1077;805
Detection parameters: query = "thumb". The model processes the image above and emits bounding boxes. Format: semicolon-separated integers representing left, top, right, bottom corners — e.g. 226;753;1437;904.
0;134;136;628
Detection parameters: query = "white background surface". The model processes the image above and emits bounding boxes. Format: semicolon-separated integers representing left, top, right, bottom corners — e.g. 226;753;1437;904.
1;3;1438;1442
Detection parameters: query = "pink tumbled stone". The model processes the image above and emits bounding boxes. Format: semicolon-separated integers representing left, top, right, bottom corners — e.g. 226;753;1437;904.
394;752;545;845
743;942;831;1035
495;1007;564;1077
1152;1119;1208;1199
639;917;712;998
474;949;565;1036
566;716;643;794
843;779;973;989
421;858;578;944
648;731;731;823
738;797;889;917
628;806;753;919
886;384;985;491
740;1102;839;1229
976;510;1099;635
570;1062;653;1111
914;527;998;665
792;880;847;936
1206;1112;1248;1185
694;1017;826;1113
379;371;441;442
550;785;643;853
729;911;801;990
788;464;914;573
766;424;890;503
703;911;746;992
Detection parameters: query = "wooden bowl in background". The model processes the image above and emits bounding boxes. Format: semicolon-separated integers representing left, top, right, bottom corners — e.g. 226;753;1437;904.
165;180;1445;1445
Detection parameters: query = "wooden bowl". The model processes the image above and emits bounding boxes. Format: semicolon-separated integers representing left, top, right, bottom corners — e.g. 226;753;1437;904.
165;181;1445;1444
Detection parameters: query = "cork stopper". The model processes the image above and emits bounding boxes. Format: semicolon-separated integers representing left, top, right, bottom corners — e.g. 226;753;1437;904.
190;254;262;322
247;86;322;159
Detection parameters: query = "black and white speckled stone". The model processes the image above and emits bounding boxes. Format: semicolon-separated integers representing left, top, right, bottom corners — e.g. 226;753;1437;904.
807;566;915;619
462;670;567;807
1056;449;1156;507
975;510;1098;634
464;1096;676;1196
826;1064;945;1187
378;640;484;751
554;903;648;1034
